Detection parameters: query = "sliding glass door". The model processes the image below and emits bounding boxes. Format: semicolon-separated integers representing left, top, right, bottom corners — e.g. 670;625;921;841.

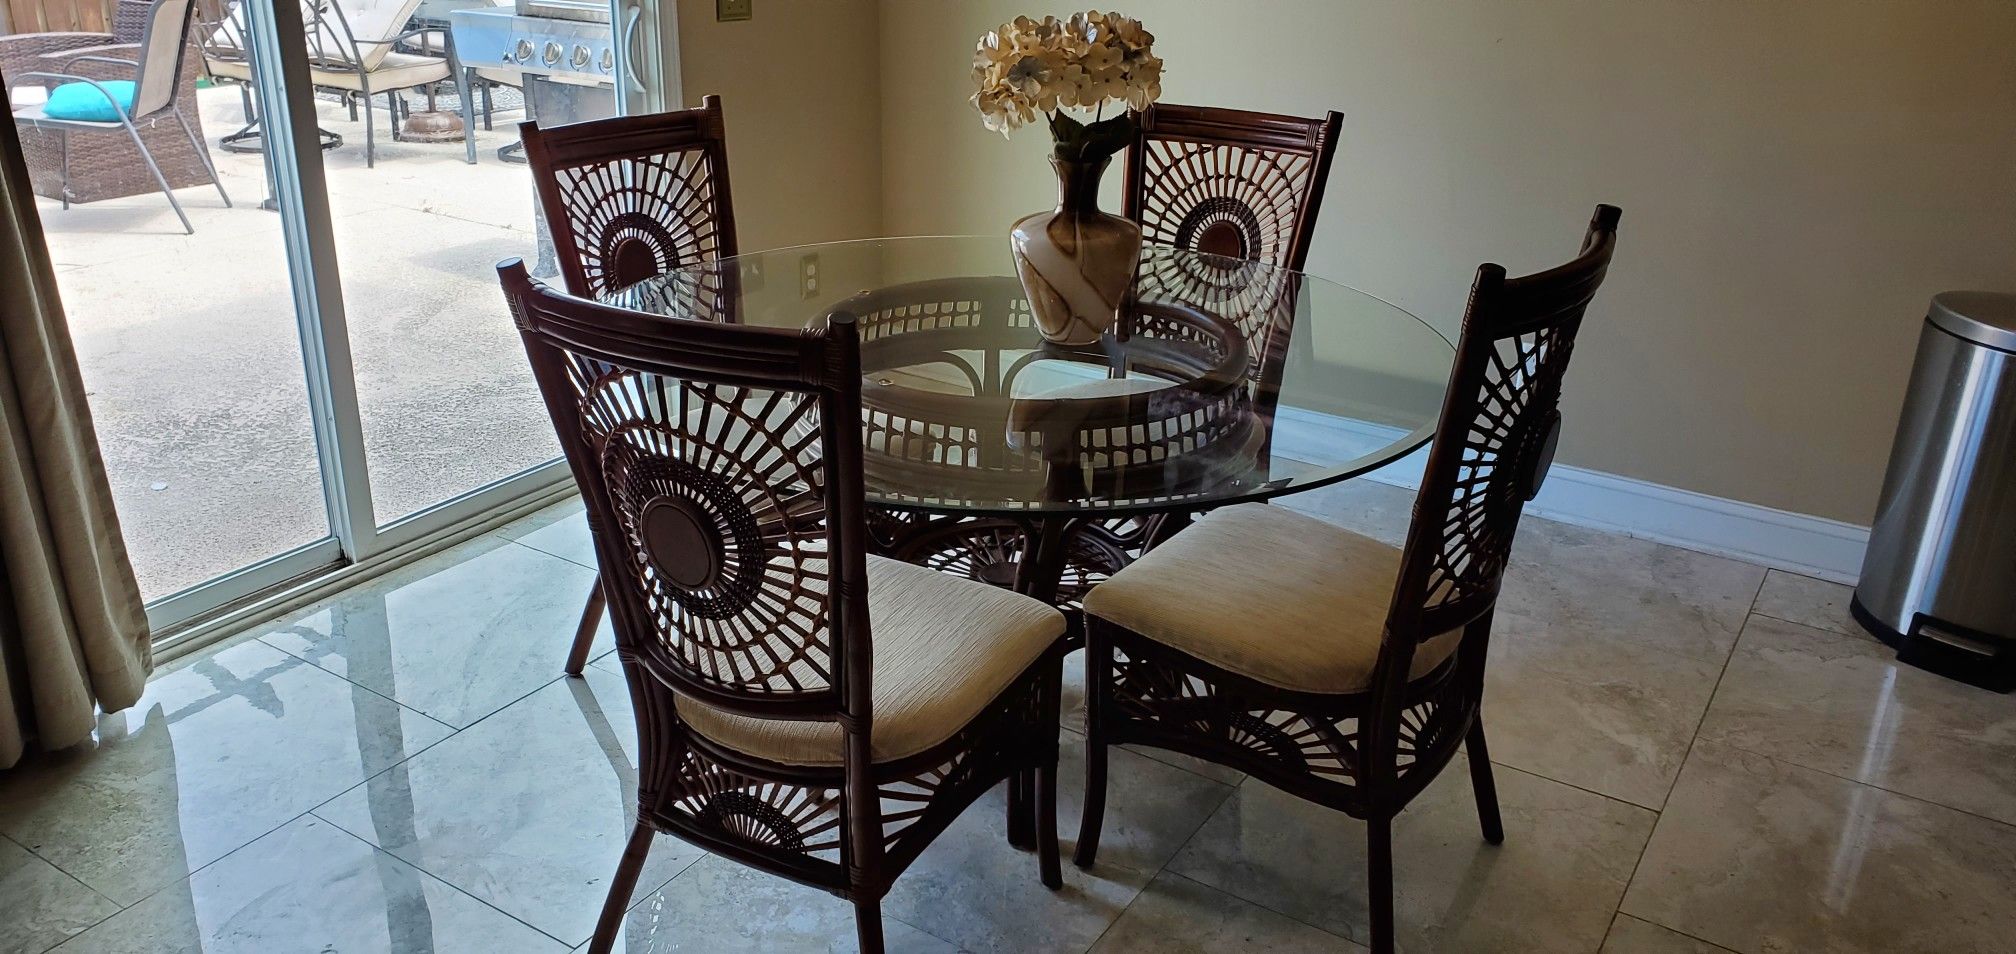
5;0;674;638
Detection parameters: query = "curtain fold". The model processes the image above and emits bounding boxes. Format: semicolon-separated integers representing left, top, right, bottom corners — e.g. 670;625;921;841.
0;99;152;769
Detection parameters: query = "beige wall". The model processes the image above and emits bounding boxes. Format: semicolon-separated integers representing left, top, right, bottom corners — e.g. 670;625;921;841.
675;0;883;251
878;0;2016;525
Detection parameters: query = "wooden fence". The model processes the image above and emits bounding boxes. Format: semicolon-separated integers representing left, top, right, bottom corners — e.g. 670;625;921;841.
0;0;117;35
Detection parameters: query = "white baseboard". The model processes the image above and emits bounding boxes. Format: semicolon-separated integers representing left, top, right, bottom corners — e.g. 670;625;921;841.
1274;407;1869;585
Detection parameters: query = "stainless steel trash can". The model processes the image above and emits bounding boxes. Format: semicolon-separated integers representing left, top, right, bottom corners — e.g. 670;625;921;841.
1853;291;2016;692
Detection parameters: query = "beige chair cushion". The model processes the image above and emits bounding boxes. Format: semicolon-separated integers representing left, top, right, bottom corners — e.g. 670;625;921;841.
204;57;253;82
1082;502;1461;694
308;51;448;93
677;556;1066;766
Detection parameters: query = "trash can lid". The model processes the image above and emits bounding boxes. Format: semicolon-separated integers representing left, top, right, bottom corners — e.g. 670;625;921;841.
1929;291;2016;353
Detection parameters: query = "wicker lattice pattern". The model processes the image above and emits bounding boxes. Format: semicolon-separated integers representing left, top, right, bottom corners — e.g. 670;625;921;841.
1413;326;1574;619
551;148;727;296
892;518;1128;609
568;359;833;697
1103;640;1466;798
1136;138;1317;269
656;641;1055;871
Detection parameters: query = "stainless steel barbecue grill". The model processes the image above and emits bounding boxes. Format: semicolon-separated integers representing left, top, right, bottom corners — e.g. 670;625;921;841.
450;0;616;84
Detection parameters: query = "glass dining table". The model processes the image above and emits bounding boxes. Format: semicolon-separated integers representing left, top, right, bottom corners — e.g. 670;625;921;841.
603;235;1454;609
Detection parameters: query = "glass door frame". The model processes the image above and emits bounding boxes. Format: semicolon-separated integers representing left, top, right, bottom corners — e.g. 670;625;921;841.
148;0;675;649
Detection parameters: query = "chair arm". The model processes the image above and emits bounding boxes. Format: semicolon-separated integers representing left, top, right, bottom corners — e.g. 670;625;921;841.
55;52;142;73
0;32;116;84
34;42;145;83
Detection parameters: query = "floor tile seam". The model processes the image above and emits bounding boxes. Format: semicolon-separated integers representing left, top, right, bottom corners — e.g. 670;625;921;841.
315;813;578;950
1060;722;1253;789
0;829;120;912
1742;608;1862;641
67;802;325;931
1618;586;1752;902
263;613;589;736
7;708;457;919
1157;855;1378;950
1602;910;1745;954
250;631;465;735
1686;737;2016;833
504;535;601;572
3;830;124;954
1167;868;1370;950
1642;583;1760;812
298;670;583;831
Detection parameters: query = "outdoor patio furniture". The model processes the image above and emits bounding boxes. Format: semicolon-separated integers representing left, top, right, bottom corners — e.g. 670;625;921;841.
1;0;222;209
6;0;228;232
200;0;474;167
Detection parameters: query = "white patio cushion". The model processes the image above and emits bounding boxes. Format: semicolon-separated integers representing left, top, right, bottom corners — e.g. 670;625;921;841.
308;51;448;93
676;556;1066;766
1082;502;1462;694
316;0;425;70
203;57;252;82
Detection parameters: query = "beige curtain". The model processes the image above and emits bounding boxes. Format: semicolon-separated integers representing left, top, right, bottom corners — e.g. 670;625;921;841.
0;105;152;769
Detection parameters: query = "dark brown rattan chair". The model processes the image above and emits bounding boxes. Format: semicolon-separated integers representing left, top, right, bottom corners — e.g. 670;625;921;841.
499;261;1069;954
521;95;738;676
1074;205;1623;954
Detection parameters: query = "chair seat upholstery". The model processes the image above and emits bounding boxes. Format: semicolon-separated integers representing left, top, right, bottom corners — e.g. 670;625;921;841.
677;555;1066;767
1082;502;1461;695
307;51;448;92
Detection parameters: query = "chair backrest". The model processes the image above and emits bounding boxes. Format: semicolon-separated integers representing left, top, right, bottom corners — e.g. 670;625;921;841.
130;0;196;118
1382;204;1623;670
1122;102;1344;273
309;0;424;71
521;96;739;300
193;0;248;69
499;259;872;725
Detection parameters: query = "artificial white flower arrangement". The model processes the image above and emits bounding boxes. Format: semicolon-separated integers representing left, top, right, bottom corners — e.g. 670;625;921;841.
970;10;1164;160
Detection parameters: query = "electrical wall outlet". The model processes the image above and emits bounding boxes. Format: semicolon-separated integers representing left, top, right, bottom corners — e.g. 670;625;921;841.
798;253;820;299
716;0;750;22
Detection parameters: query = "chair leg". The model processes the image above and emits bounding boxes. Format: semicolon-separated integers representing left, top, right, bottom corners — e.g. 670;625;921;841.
1466;717;1505;845
1005;769;1033;849
119;119;192;234
1367;815;1395;954
853;898;885;954
584;822;654;954
1073;633;1110;869
361;93;376;168
453;67;478;165
1036;758;1063;889
172;108;231;208
566;577;605;677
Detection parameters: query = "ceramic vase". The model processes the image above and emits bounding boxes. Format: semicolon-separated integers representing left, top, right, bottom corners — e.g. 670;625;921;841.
1009;156;1143;346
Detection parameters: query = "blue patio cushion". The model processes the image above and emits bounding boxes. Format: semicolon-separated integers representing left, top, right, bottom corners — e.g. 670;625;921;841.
42;80;136;122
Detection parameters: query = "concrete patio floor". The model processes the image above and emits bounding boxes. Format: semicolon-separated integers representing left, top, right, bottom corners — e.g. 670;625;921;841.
38;83;560;599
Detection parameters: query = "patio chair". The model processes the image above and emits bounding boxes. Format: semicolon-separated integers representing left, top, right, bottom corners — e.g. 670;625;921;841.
200;0;474;167
6;0;230;233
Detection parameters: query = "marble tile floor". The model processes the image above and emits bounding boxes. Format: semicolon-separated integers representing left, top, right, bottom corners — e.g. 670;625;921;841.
5;480;2015;953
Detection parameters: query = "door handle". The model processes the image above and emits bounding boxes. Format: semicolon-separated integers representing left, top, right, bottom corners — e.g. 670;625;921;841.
620;3;645;94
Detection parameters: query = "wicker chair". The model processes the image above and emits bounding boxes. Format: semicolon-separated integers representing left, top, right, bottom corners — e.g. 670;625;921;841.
1074;205;1623;954
499;260;1068;954
520;96;738;677
882;103;1347;613
5;0;228;233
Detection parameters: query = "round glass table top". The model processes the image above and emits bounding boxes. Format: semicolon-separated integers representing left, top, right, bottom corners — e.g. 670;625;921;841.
604;236;1454;517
